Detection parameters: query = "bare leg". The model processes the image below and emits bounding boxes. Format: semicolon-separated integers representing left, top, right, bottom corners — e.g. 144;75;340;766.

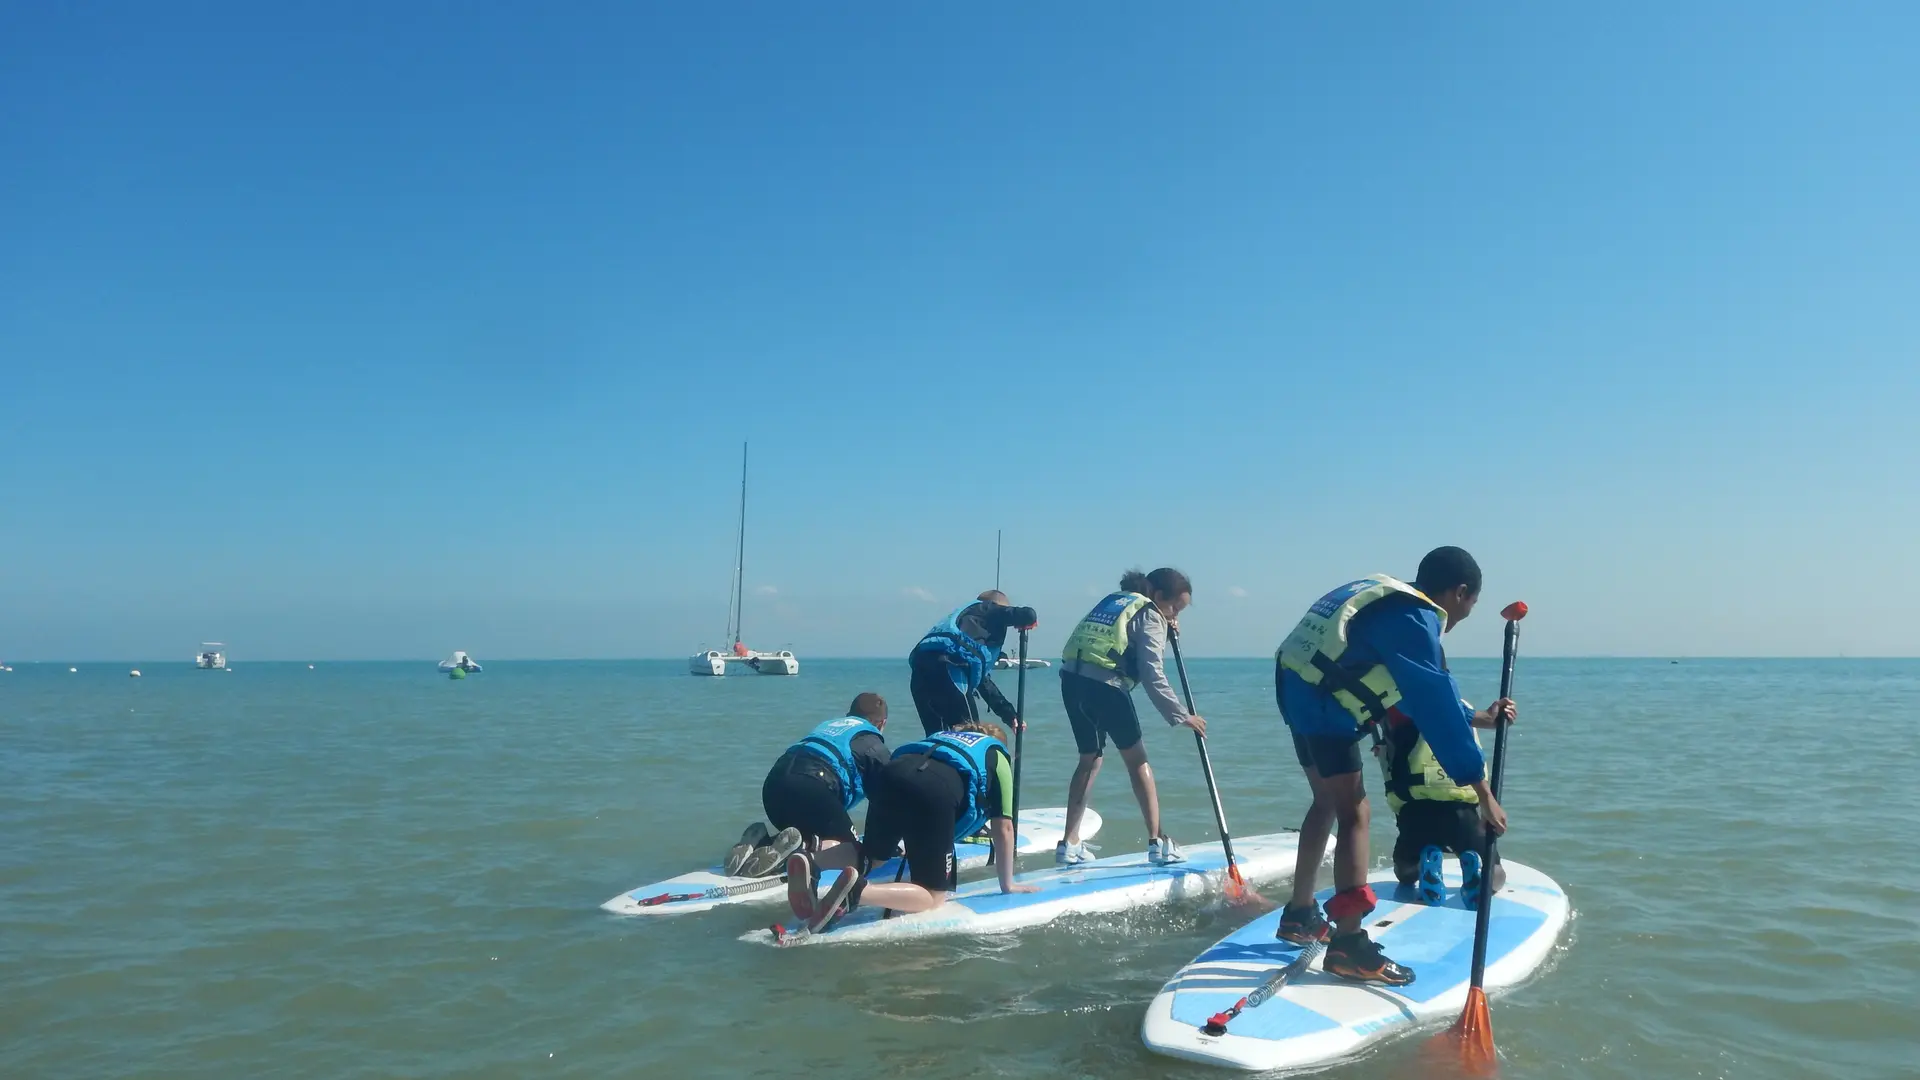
855;883;949;914
1064;753;1102;844
1320;769;1372;936
1289;766;1334;910
1117;741;1160;840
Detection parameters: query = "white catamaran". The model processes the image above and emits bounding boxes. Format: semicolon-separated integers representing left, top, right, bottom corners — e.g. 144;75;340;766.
689;443;798;676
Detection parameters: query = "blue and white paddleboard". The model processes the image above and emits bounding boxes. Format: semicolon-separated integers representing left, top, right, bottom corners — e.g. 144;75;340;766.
748;831;1305;946
1140;860;1569;1072
602;807;1100;916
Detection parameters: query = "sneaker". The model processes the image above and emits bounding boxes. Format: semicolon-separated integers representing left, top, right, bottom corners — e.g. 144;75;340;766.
1324;932;1415;986
740;827;804;878
1459;849;1484;907
1275;901;1331;944
1417;845;1446;905
723;822;772;876
1055;840;1093;866
785;851;817;922
1147;835;1187;865
808;866;863;932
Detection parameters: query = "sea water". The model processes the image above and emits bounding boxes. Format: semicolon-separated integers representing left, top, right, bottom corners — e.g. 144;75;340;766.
3;658;1915;1079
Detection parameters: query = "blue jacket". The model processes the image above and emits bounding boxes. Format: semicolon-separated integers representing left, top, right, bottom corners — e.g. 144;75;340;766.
1278;600;1486;785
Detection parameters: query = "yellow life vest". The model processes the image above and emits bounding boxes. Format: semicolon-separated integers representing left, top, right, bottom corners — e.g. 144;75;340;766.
1381;718;1481;814
1275;574;1447;727
1062;591;1156;688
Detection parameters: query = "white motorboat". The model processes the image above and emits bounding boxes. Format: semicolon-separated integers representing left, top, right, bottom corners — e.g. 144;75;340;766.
195;643;227;670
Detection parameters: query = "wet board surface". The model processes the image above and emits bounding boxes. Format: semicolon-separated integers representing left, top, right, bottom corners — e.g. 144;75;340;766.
750;831;1304;947
602;806;1100;915
1140;860;1569;1072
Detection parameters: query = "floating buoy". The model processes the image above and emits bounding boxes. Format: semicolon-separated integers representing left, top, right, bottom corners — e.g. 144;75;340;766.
129;669;141;677
308;664;315;669
70;667;78;673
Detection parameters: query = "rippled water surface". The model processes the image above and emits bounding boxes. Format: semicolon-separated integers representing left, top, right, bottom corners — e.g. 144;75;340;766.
4;658;1915;1079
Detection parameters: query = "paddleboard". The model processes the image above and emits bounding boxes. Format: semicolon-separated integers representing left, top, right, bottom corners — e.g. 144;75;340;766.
1140;859;1569;1072
751;831;1304;947
602;807;1099;916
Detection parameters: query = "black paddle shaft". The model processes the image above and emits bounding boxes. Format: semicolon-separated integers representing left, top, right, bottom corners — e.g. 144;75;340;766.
1012;628;1029;833
1466;616;1521;991
1167;628;1240;872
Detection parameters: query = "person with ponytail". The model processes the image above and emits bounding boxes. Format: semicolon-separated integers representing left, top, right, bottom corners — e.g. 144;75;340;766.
1055;568;1207;866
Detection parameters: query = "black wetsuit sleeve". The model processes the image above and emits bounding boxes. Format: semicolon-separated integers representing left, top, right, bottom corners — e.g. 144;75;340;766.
851;731;890;789
978;674;1017;721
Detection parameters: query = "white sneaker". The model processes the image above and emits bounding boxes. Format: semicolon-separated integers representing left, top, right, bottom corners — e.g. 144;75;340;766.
1055;840;1093;866
1147;835;1186;865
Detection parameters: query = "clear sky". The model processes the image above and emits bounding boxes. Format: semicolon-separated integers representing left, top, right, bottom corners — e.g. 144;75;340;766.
3;4;1916;661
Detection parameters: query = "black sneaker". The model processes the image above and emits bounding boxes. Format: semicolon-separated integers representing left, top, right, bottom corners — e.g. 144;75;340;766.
1275;902;1331;944
807;867;863;932
1323;932;1415;986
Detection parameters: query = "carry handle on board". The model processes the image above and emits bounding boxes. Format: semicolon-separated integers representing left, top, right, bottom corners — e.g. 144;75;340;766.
1429;599;1527;1073
1165;626;1255;903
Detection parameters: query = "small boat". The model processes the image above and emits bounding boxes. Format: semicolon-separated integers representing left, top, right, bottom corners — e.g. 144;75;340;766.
438;651;482;678
994;653;1051;670
129;669;142;678
195;643;227;670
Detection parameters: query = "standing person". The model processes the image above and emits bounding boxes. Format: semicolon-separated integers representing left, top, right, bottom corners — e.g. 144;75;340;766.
783;721;1038;930
1272;546;1511;987
908;591;1038;737
1056;568;1207;866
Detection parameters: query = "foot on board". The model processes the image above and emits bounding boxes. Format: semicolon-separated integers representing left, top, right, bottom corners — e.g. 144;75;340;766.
1324;932;1415;987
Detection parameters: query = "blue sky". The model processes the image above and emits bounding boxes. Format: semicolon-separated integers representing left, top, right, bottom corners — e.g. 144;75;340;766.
3;4;1916;660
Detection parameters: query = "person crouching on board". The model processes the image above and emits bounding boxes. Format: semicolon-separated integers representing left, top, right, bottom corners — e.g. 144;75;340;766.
1273;547;1511;987
728;693;892;878
1056;568;1208;867
908;591;1038;737
1378;694;1515;903
783;721;1039;931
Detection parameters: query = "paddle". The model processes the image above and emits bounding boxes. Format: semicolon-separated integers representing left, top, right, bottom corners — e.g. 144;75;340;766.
1166;626;1259;904
1011;626;1030;837
1432;599;1527;1073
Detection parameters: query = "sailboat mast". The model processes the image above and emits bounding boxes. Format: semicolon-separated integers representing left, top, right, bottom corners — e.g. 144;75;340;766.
733;442;749;646
995;529;1002;592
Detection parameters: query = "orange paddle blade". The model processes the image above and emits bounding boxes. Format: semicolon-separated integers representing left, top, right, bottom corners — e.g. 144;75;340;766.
1222;864;1271;909
1426;986;1497;1075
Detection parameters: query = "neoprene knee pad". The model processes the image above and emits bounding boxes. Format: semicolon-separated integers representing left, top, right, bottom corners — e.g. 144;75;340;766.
1325;884;1378;922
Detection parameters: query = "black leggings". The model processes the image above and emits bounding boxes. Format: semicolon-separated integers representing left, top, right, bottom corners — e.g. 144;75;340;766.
909;650;978;736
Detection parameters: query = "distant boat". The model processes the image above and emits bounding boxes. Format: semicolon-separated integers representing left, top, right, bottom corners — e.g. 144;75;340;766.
438;651;482;679
129;669;142;677
689;443;799;676
994;654;1051;670
195;643;227;670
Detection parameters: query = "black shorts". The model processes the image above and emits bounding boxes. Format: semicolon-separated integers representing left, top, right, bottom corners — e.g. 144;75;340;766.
1289;729;1366;778
1392;800;1500;883
1061;672;1142;756
858;754;964;892
761;751;857;844
909;650;977;736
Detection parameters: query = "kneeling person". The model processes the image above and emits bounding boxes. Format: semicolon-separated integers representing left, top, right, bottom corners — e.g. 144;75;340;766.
732;692;891;877
786;721;1038;929
1382;698;1514;903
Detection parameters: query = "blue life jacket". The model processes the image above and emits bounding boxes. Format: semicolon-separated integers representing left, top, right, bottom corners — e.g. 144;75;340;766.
891;729;1006;839
791;717;883;809
915;604;1002;694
